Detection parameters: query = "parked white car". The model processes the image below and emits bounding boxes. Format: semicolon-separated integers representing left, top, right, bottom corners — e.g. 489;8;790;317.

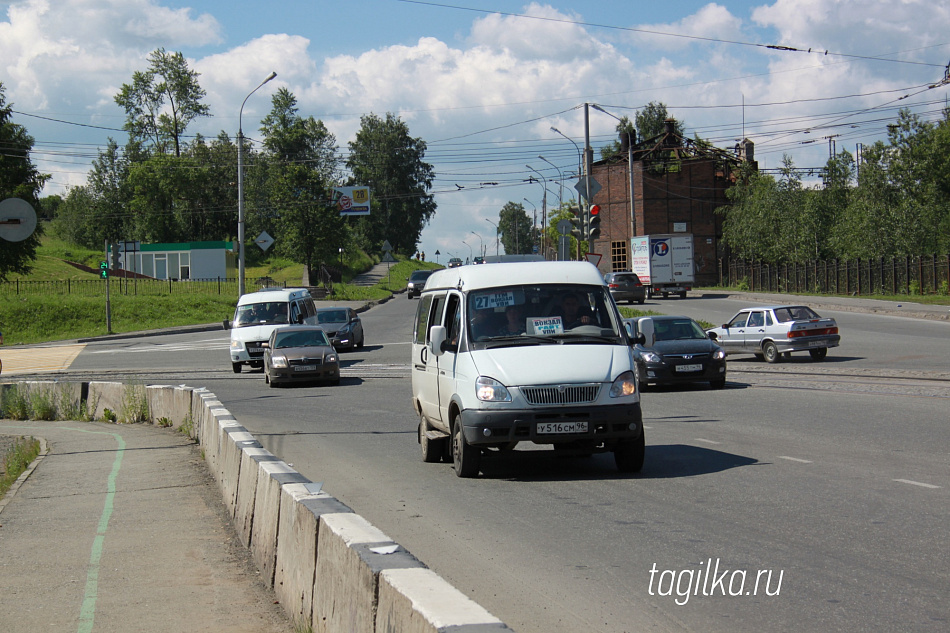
706;305;840;363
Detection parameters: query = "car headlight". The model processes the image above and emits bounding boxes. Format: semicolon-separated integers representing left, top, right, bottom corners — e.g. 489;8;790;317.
712;348;725;360
230;340;244;351
271;355;288;368
609;371;638;398
325;353;339;364
641;351;662;364
476;376;511;402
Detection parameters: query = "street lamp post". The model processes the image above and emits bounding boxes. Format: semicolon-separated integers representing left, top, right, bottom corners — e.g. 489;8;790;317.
237;71;277;297
485;218;499;256
470;231;483;258
551;126;582;179
526;165;548;258
461;239;473;263
539;154;564;207
591;103;637;237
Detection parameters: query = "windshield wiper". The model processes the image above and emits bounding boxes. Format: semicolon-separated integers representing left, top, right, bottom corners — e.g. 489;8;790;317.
482;335;560;348
551;334;621;344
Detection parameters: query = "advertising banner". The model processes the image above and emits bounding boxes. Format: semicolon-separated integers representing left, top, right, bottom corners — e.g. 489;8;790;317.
332;187;371;216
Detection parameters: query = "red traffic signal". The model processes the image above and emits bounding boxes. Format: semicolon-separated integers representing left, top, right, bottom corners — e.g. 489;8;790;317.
590;204;600;216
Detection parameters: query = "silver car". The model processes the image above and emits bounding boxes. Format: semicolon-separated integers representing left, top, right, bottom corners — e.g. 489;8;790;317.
706;305;840;363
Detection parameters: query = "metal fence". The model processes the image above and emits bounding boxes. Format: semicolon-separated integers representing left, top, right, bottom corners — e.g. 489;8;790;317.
0;277;288;298
719;254;950;297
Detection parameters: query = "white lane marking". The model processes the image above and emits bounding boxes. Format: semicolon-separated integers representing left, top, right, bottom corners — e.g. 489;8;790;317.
893;479;941;489
694;438;721;445
778;455;813;463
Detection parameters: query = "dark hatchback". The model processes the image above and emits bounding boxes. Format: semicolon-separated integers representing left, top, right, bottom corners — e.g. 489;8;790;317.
626;316;726;389
604;271;646;305
407;269;434;299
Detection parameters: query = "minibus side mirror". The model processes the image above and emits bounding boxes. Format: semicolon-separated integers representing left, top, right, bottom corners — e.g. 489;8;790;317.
429;325;447;357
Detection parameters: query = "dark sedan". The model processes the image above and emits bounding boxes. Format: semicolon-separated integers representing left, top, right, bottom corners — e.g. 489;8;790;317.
315;306;365;350
407;269;434;299
263;326;340;387
626;316;726;389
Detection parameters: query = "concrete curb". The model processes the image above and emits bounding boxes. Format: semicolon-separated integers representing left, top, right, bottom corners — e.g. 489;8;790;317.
0;379;512;633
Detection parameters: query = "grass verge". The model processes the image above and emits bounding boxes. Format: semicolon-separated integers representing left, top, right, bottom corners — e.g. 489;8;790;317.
0;436;42;500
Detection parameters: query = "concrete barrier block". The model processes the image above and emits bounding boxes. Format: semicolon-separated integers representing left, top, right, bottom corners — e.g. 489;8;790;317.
88;381;125;421
377;567;510;633
273;484;352;627
313;513;424;633
14;381;84;419
219;427;256;516
251;461;310;590
145;384;193;428
234;446;272;546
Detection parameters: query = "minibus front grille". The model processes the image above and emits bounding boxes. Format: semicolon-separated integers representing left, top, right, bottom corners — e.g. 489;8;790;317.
522;384;600;405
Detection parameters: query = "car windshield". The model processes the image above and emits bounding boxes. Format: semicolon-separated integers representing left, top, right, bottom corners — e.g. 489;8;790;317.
273;330;329;349
466;283;623;347
410;271;432;281
234;302;289;327
653;319;708;341
317;310;348;324
613;274;639;284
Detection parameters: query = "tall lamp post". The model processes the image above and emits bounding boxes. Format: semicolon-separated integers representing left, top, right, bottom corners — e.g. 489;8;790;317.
470;231;484;258
539;155;564;207
237;71;277;297
461;239;473;264
526;165;547;258
551;126;582;179
485;218;499;256
591;103;637;237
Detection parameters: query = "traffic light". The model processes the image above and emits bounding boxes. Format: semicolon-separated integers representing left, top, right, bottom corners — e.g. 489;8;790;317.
588;204;601;240
99;261;109;279
110;245;121;270
569;205;582;238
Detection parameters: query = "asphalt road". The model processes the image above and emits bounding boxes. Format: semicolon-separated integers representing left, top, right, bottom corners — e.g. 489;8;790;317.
5;292;950;632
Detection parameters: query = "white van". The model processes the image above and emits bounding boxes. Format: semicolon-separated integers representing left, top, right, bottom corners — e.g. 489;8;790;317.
225;288;318;373
411;261;645;477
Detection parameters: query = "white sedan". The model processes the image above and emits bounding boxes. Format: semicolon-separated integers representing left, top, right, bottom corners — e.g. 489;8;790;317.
706;305;840;363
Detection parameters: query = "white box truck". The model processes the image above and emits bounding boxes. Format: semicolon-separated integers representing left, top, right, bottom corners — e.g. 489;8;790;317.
630;234;695;298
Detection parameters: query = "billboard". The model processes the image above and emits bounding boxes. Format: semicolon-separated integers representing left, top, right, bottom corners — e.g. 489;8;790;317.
332;186;371;216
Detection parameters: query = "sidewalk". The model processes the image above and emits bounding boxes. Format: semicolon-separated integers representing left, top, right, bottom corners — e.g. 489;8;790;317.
0;420;293;633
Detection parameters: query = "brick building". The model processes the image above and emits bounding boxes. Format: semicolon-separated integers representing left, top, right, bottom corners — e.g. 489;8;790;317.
588;120;755;285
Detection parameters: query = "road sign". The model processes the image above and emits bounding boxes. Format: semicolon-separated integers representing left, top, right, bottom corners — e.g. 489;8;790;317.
0;198;38;242
557;219;572;235
255;231;274;251
585;252;602;267
573;177;601;202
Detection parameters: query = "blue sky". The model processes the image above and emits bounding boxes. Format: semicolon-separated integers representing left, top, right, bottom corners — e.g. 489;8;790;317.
3;0;949;262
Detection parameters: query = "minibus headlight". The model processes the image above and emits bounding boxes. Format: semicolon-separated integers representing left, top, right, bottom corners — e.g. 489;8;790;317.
476;376;512;402
609;371;638;398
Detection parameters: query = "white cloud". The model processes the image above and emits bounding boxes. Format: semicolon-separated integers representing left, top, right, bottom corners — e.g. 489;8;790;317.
630;3;745;51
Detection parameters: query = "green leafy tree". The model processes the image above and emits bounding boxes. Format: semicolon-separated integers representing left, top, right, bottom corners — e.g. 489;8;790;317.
636;101;684;141
0;83;48;281
600;115;636;161
114;48;210;157
498;202;534;255
257;89;345;282
544;201;585;260
346;113;436;255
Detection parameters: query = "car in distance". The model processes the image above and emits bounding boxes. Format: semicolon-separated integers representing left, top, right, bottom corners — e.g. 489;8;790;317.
315;306;365;351
604;271;646;305
263;326;340;387
706;305;840;363
626;316;726;389
226;288;318;373
407;269;435;299
447;257;463;268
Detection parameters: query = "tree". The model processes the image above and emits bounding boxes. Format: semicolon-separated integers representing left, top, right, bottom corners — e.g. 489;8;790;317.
114;48;210;157
599;116;636;161
346;113;436;255
498;202;534;255
636;101;684;141
257;89;345;283
0;82;47;281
